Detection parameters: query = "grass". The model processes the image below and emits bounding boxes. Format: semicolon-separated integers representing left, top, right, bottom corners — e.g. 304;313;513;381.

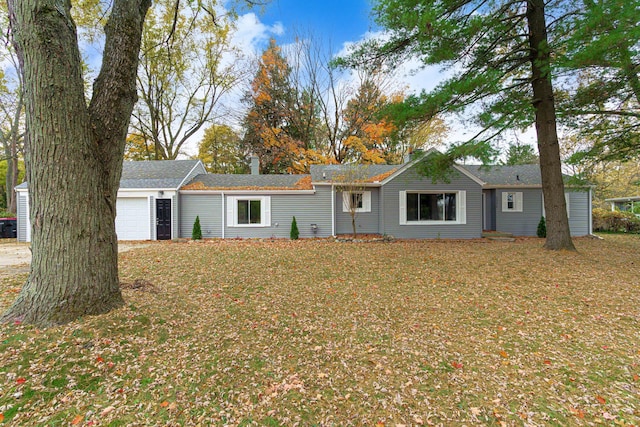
1;235;639;425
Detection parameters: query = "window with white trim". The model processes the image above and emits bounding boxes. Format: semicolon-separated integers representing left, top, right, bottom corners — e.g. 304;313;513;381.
502;191;523;212
227;196;271;227
342;191;371;213
399;191;466;225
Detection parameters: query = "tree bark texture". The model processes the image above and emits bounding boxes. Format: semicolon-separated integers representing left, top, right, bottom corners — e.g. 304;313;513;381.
527;0;576;251
2;0;151;326
3;89;22;215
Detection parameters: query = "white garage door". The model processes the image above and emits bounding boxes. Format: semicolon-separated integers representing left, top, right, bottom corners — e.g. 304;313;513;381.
115;197;150;240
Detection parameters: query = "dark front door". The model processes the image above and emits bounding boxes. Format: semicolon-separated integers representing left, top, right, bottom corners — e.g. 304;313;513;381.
156;199;172;240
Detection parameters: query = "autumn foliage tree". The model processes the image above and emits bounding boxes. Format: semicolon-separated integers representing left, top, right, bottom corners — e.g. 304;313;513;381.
197;124;248;174
242;39;316;174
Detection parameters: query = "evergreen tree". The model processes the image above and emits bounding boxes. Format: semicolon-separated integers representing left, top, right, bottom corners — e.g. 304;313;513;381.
537;216;547;238
192;216;202;240
290;216;299;240
341;0;577;250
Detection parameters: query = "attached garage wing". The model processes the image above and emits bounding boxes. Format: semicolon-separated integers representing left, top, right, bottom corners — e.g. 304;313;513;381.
115;197;150;240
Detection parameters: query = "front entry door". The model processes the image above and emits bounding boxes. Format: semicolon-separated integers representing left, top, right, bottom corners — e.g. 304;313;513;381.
156;199;172;240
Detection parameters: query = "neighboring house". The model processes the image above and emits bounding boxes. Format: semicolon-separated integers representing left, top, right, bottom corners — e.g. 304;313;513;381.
15;156;593;242
605;196;640;215
16;160;206;242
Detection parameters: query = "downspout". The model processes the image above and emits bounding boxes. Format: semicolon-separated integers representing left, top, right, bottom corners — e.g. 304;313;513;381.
331;184;335;237
221;192;225;239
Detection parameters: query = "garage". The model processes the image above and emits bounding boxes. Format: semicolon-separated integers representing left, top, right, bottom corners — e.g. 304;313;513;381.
115;197;150;240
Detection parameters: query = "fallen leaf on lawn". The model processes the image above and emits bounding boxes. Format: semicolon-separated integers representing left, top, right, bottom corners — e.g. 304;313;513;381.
596;395;606;404
499;350;508;358
100;406;115;416
16;377;26;384
569;407;585;418
470;407;481;416
71;415;83;425
543;360;551;365
602;412;616;420
0;413;4;422
160;401;169;407
451;361;463;369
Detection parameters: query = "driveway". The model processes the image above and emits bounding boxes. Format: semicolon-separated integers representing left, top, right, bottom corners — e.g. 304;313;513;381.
0;240;149;278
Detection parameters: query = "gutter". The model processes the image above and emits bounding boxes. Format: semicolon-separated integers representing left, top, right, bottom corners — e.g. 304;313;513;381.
331;184;335;237
179;190;316;195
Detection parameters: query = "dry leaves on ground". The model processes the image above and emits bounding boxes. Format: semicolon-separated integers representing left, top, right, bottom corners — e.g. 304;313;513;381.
0;235;639;425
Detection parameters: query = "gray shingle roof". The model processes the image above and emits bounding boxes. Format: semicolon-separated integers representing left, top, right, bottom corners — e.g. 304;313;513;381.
120;160;201;189
310;164;399;182
184;173;311;189
15;160;202;190
460;164;543;186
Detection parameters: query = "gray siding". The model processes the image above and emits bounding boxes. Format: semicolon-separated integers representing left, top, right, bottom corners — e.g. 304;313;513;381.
17;193;28;242
495;188;543;236
224;187;333;239
335;188;380;235
382;167;483;239
494;189;590;237
179;193;223;238
567;190;590;236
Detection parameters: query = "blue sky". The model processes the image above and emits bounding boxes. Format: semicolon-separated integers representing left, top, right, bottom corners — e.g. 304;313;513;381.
261;0;375;47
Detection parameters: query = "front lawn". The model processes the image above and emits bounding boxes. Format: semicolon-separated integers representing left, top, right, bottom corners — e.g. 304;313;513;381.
1;235;639;425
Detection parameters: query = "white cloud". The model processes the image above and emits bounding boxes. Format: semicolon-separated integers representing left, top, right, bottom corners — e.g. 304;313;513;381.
231;13;285;56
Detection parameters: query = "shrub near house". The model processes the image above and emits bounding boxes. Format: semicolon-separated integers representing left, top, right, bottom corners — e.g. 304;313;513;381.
592;208;640;233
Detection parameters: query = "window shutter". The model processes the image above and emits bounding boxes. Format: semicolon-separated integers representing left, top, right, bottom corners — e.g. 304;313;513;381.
342;192;350;212
565;193;570;219
515;192;523;212
399;191;407;225
227;196;235;227
263;197;271;225
501;192;509;211
458;191;466;224
363;191;371;212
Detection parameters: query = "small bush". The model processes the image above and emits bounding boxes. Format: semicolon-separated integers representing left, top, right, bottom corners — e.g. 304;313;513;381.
192;215;202;240
537;216;546;238
290;216;299;240
592;208;640;233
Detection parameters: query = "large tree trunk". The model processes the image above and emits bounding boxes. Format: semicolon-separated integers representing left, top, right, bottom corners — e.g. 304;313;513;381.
2;0;151;326
527;0;576;251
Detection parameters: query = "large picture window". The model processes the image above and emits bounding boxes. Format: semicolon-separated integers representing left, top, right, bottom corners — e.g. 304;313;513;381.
399;191;466;225
227;196;271;227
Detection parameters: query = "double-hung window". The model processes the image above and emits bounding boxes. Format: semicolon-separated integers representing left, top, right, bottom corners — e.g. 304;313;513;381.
502;192;523;212
227;196;271;227
342;191;371;213
399;191;466;225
